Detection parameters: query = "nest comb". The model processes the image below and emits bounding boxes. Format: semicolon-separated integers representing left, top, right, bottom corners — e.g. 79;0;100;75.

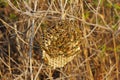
41;21;81;69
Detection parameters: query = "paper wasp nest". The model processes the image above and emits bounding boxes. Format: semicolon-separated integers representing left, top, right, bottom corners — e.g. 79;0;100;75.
41;21;81;69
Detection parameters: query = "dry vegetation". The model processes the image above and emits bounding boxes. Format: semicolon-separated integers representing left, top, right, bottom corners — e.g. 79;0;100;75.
0;0;120;80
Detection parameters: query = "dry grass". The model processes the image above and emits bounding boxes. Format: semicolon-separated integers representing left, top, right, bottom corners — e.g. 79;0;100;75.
0;0;120;80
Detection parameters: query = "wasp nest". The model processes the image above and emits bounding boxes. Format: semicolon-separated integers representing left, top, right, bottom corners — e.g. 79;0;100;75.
41;21;82;69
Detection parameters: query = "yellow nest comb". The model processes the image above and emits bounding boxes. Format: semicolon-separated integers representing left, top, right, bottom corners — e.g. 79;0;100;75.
43;50;78;69
41;21;81;69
